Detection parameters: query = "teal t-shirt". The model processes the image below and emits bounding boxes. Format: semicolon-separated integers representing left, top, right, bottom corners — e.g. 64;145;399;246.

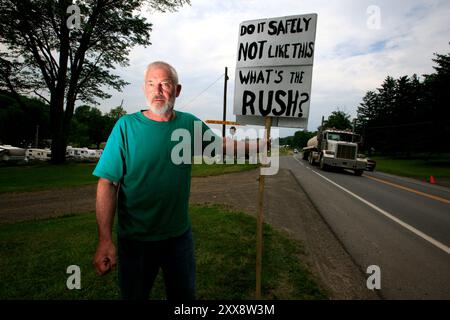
93;110;216;241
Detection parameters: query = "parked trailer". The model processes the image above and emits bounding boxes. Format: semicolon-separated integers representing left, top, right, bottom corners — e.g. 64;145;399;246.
66;146;102;161
0;145;26;161
25;148;52;161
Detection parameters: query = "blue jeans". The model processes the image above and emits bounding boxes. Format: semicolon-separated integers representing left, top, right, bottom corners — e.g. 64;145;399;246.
117;227;196;300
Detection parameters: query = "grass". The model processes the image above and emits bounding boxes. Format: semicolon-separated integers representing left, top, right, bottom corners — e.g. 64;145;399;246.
372;155;450;180
0;204;326;300
278;147;292;156
0;162;258;193
191;162;258;177
0;162;98;193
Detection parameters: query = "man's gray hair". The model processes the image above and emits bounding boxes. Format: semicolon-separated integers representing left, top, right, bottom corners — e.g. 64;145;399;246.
145;61;179;85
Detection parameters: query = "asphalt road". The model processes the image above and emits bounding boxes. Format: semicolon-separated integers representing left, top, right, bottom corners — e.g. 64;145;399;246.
284;155;450;299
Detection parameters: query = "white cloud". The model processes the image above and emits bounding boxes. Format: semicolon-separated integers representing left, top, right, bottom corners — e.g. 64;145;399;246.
97;0;450;135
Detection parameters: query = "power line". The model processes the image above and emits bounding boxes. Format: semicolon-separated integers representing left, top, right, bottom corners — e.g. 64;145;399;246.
180;73;224;110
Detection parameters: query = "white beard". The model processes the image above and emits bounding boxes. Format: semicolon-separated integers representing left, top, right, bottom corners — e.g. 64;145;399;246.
149;98;175;115
150;103;172;115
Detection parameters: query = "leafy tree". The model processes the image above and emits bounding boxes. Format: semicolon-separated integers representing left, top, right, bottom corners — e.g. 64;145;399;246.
68;104;128;148
0;92;50;147
107;105;127;124
323;110;352;130
280;130;316;149
293;130;316;149
0;0;190;163
103;104;127;137
279;136;294;147
69;104;112;148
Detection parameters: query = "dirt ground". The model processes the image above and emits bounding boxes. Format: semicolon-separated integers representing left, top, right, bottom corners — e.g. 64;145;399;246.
0;169;379;300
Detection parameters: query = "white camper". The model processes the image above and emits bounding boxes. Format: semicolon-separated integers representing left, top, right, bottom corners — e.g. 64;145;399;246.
66;146;102;161
0;145;27;161
26;148;52;161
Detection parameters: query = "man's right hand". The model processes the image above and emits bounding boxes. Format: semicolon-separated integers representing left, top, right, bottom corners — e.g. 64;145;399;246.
93;241;117;275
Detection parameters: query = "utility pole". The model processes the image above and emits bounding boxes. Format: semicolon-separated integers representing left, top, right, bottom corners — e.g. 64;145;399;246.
222;67;229;139
35;125;39;148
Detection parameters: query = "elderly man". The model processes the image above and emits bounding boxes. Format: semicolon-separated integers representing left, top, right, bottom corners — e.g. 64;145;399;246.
92;61;215;300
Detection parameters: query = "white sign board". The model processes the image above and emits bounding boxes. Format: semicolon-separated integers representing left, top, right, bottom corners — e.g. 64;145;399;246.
233;14;317;128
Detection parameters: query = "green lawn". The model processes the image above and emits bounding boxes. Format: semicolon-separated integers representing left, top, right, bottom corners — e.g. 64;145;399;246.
0;162;258;193
0;204;326;300
372;155;450;180
0;162;98;193
191;162;258;177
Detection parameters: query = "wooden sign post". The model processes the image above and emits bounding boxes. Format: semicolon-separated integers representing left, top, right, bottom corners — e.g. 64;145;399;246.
256;116;272;299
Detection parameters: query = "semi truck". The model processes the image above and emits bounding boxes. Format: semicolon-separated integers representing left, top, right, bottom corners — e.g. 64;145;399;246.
301;128;366;176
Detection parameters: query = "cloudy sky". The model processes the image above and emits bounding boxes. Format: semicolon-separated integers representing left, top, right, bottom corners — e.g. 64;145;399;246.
99;0;450;137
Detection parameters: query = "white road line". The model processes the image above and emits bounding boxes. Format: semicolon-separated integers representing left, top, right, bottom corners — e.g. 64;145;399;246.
293;156;450;255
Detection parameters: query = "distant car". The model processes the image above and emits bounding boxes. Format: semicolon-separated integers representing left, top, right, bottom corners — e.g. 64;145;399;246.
293;148;299;153
357;154;376;172
365;158;376;171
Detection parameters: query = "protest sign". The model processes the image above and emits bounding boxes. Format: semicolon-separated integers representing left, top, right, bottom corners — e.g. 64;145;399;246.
234;14;317;128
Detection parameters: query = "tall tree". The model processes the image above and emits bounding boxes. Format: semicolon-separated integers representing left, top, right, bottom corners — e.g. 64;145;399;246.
0;0;189;163
423;52;450;153
293;130;316;149
376;76;396;127
357;90;379;126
